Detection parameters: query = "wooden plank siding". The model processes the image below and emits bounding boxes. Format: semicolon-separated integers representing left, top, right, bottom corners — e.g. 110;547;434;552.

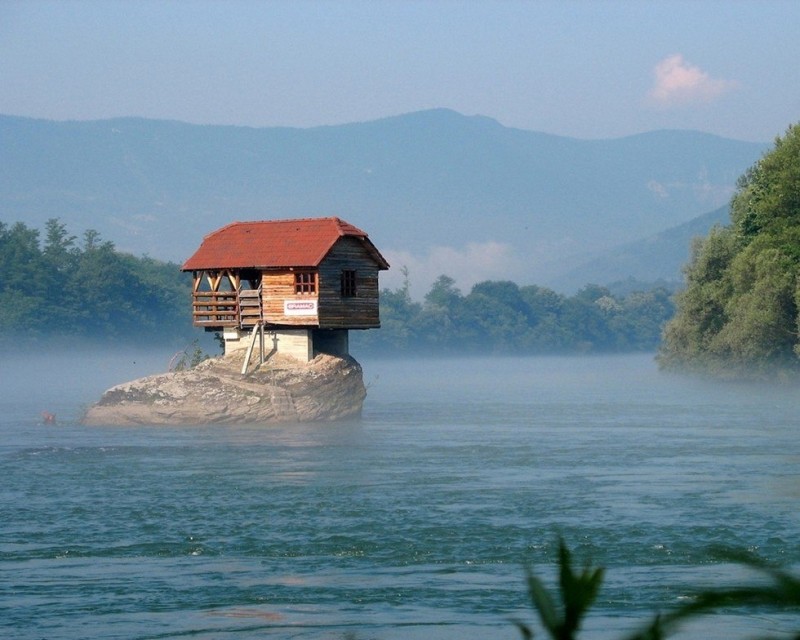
184;218;388;332
317;237;380;329
258;238;380;329
262;270;319;326
188;236;382;330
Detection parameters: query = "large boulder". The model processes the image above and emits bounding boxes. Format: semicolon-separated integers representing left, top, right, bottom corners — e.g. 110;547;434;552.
81;352;366;425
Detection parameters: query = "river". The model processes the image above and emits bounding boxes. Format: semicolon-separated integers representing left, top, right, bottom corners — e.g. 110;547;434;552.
1;352;799;639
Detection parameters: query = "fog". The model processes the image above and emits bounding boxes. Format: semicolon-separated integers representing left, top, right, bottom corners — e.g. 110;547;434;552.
3;349;800;428
359;352;800;416
0;346;177;425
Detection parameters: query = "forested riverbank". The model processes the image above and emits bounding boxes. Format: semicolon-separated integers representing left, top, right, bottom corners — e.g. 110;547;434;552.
659;123;800;380
352;274;674;356
0;219;189;346
0;218;674;355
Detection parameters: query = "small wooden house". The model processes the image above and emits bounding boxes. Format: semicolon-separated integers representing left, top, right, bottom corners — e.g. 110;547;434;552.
181;217;389;361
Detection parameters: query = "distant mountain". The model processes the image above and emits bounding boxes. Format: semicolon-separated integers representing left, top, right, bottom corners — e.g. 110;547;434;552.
553;205;732;292
0;109;766;289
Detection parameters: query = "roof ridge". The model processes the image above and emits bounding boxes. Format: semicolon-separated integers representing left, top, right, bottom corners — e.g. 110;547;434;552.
232;216;342;224
182;216;385;272
225;216;367;238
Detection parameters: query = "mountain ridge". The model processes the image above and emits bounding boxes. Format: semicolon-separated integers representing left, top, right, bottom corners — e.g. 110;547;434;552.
0;109;767;291
553;205;731;291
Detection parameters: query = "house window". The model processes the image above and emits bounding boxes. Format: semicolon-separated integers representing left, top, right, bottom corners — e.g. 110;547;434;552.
341;270;357;297
294;271;317;294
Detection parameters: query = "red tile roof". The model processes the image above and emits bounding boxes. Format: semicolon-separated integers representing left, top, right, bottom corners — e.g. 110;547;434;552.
181;217;389;271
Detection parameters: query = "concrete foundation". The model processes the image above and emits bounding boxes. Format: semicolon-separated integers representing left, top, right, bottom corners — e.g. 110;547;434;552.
221;327;250;354
221;327;351;363
270;329;314;362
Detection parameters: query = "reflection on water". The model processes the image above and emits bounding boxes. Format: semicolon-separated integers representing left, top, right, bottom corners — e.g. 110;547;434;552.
1;352;799;639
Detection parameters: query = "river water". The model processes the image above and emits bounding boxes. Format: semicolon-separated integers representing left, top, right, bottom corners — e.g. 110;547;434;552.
1;352;799;639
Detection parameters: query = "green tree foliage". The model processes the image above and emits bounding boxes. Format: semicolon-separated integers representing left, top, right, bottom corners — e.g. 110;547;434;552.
3;219;673;355
659;123;800;379
0;221;50;326
0;218;192;347
354;275;674;356
516;538;800;640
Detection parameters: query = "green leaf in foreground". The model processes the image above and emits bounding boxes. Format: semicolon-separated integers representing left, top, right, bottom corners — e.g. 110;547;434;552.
515;538;604;640
515;541;800;640
626;558;800;640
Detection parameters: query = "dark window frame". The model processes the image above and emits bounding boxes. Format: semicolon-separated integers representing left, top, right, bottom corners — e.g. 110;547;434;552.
340;269;357;297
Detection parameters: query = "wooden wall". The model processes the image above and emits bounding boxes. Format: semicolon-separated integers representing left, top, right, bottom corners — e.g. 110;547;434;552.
190;236;383;330
262;270;319;326
317;237;381;329
259;237;380;329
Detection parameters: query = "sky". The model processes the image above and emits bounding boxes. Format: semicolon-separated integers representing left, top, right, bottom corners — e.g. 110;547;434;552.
1;0;799;143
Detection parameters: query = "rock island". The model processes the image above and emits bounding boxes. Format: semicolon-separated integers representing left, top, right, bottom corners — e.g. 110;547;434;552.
82;217;388;426
82;351;366;425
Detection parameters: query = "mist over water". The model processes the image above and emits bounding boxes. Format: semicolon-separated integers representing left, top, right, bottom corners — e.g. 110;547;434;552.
1;348;177;426
1;352;799;639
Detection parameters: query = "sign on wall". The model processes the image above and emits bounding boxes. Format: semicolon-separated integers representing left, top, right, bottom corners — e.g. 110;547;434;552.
284;299;318;316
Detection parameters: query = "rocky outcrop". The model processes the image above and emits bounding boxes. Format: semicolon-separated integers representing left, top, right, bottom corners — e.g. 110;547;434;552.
81;352;366;425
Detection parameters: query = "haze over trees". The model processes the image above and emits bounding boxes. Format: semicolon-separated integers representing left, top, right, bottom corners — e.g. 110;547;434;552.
353;273;674;356
659;123;800;379
1;218;673;354
0;218;190;347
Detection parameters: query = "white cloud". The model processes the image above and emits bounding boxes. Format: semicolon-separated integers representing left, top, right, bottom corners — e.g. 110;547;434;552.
647;54;738;107
647;180;669;199
381;241;521;299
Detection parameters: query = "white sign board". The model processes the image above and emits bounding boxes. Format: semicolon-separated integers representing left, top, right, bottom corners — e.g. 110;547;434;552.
284;299;318;316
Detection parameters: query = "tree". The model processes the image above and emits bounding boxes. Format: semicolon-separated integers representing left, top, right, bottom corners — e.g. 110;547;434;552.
424;274;461;309
43;218;77;270
659;123;800;379
418;275;463;352
352;273;672;356
459;281;531;352
0;218;193;347
0;222;48;330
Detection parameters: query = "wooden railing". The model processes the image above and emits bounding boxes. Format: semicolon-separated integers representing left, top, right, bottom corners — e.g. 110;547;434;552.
191;291;239;327
191;288;263;328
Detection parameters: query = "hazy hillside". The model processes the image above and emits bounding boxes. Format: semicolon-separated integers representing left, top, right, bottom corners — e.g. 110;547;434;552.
0;109;766;290
553;205;731;291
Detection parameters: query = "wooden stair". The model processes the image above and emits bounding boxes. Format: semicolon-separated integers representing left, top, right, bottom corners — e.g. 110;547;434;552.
238;288;263;327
